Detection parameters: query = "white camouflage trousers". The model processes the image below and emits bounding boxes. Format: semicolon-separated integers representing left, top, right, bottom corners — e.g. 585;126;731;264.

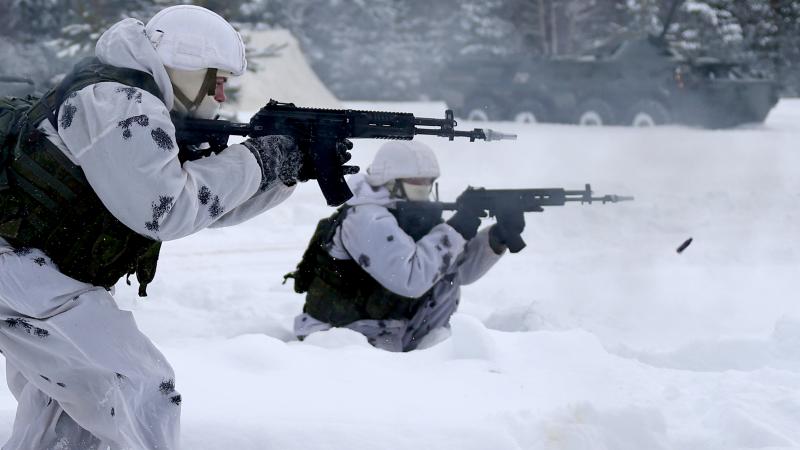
0;243;180;450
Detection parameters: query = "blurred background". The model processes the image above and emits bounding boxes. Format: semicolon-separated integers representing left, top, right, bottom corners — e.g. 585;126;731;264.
1;0;798;102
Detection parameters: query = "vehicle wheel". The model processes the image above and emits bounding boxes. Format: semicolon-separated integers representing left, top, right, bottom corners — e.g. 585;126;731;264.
513;100;549;124
628;99;672;127
463;96;501;121
575;98;617;126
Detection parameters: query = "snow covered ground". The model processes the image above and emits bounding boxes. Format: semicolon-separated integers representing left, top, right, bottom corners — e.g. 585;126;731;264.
2;100;800;449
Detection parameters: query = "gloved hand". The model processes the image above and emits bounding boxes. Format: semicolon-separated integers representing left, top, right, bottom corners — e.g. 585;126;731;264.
489;209;526;254
446;200;484;240
242;135;303;189
296;138;359;183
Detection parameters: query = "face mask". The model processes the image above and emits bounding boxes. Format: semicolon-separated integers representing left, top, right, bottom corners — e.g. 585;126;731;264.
391;202;443;241
190;95;221;120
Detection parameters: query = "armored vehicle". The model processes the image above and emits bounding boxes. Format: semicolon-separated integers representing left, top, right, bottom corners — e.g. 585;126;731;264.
440;3;779;128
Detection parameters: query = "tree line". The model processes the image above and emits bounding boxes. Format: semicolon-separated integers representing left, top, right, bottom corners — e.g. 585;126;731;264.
2;0;799;98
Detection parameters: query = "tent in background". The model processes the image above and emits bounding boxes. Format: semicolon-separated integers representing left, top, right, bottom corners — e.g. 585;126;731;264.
230;29;342;114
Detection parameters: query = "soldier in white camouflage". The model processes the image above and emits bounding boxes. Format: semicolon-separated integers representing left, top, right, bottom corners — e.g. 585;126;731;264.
292;141;525;351
0;6;319;449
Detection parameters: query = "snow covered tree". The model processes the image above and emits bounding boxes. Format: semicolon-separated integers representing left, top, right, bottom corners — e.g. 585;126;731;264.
50;0;164;57
654;0;800;92
520;0;633;55
665;0;744;58
1;0;76;83
3;0;799;98
4;0;64;41
767;0;800;93
453;0;520;56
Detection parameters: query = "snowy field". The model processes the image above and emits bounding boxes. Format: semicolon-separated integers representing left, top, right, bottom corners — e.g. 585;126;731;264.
2;100;800;449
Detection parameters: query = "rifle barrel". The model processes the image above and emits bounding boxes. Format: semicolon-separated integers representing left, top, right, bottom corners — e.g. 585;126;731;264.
563;194;635;203
413;127;517;141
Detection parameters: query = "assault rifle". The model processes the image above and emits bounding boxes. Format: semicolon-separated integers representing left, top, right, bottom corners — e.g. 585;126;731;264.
173;99;517;206
396;184;634;253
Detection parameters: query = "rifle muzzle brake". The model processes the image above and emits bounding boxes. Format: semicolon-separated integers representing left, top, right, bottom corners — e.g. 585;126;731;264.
481;129;518;141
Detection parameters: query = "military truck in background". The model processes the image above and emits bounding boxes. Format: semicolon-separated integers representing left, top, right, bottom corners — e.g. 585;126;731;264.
439;1;779;128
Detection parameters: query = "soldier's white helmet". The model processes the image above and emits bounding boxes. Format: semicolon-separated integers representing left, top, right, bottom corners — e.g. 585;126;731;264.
146;6;245;118
366;141;441;187
145;5;246;75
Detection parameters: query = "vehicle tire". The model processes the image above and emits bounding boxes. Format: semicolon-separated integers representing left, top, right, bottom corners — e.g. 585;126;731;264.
462;96;502;121
627;99;672;127
512;99;550;124
575;98;617;126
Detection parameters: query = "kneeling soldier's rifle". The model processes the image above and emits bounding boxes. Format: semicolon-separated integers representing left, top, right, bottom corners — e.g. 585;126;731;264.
173;99;517;206
396;184;634;253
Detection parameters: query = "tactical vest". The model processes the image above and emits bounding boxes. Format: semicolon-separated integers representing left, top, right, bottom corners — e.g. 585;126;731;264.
289;206;429;327
0;58;164;295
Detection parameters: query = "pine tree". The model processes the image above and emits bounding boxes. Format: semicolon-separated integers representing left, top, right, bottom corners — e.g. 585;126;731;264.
5;0;799;99
667;0;744;58
768;0;800;93
5;0;65;42
51;0;164;58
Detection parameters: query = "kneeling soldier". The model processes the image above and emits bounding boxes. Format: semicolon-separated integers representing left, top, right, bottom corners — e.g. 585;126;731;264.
290;141;525;351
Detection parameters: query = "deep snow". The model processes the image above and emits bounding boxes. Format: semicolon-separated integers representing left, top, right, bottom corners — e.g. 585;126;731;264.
2;100;800;449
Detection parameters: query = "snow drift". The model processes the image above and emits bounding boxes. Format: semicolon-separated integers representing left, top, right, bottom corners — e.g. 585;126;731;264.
1;100;799;449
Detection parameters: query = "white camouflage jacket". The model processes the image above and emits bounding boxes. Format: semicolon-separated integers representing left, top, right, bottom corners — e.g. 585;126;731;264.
330;174;502;297
295;174;503;350
4;19;293;249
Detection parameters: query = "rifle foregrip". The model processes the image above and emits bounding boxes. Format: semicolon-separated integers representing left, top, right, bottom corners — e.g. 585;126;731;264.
310;139;353;206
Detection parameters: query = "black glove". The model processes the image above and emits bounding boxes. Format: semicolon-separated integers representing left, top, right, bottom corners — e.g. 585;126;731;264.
296;138;359;183
489;209;526;254
446;201;483;240
242;135;303;189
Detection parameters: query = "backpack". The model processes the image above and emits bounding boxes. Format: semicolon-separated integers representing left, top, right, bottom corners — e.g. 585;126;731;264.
287;206;431;326
0;58;164;295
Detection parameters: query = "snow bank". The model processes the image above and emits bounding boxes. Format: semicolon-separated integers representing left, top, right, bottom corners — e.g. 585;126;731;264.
2;100;800;449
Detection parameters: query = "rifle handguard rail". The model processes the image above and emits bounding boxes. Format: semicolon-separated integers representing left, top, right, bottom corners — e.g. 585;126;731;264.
174;99;517;206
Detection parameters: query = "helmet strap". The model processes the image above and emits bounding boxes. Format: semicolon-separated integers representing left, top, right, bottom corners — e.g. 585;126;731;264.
387;181;404;199
172;68;218;114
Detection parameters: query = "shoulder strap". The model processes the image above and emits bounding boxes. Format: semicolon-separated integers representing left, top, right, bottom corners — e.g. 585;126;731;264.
282;205;352;290
324;205;351;245
27;57;163;129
